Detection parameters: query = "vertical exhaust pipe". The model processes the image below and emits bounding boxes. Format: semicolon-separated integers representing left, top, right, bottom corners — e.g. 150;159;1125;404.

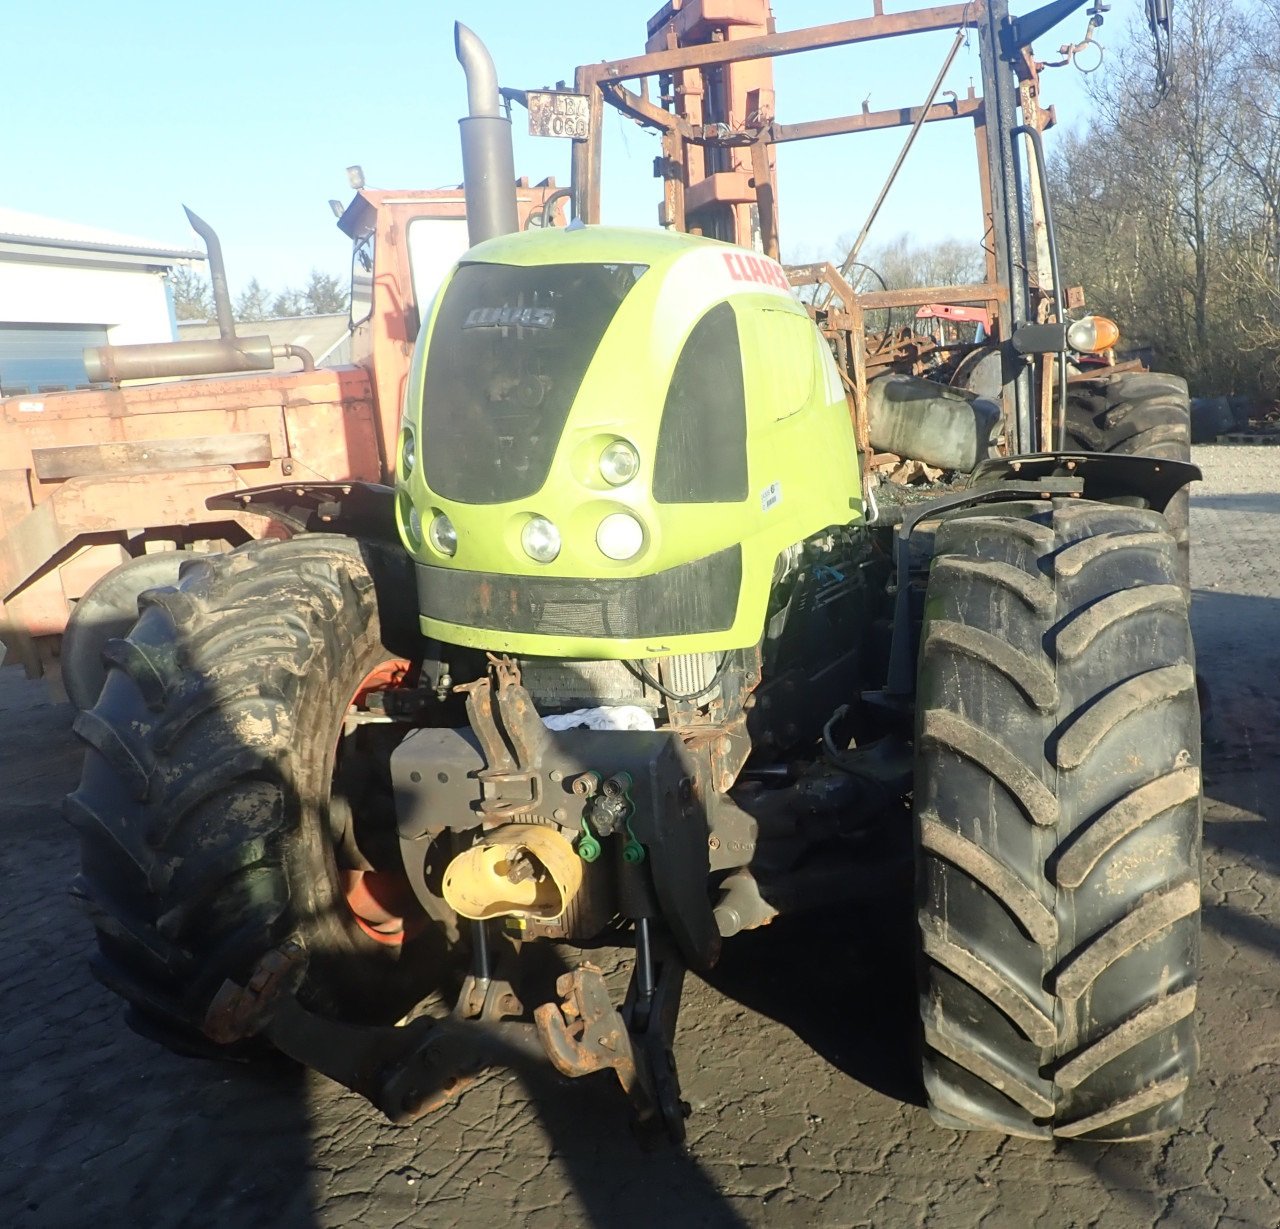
182;206;236;341
455;22;520;246
82;207;314;382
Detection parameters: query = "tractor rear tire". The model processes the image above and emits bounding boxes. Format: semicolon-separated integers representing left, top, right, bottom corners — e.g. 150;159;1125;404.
1063;371;1192;594
914;499;1201;1141
66;535;447;1054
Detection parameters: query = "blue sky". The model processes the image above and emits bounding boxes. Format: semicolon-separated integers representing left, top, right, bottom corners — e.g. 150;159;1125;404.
9;2;1104;296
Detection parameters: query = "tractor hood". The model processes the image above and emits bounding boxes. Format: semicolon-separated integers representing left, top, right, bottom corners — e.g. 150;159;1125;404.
396;226;863;659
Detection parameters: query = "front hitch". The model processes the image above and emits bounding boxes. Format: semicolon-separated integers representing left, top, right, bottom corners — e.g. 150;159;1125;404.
202;928;691;1143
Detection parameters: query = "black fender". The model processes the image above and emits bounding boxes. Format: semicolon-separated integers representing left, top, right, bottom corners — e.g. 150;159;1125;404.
970;451;1201;514
207;482;423;659
207;480;400;543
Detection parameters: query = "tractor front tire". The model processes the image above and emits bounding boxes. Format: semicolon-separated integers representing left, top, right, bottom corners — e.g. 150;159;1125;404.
914;499;1201;1141
1064;371;1192;593
66;535;446;1054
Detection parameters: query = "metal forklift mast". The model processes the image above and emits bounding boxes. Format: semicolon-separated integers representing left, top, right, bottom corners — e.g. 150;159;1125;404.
978;0;1034;453
985;0;1102;452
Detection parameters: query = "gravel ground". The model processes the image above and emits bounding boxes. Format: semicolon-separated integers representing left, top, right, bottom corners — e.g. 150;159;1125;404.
2;444;1278;1228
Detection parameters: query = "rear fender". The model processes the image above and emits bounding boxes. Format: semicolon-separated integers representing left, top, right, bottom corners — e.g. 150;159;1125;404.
970;452;1201;514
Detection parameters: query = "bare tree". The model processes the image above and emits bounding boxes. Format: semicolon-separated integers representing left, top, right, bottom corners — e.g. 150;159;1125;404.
234;278;272;323
270;288;307;317
302;270;349;315
862;234;986;291
233;271;349;322
168;266;213;322
1050;0;1280;396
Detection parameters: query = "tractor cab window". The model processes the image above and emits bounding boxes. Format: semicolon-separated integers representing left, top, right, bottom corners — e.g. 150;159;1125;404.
423;261;646;504
653;302;748;504
406;216;472;313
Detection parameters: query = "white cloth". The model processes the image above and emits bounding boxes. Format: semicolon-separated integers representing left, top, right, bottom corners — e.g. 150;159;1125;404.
540;705;656;732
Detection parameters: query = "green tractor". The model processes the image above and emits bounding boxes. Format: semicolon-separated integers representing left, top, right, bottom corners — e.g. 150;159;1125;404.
69;11;1200;1145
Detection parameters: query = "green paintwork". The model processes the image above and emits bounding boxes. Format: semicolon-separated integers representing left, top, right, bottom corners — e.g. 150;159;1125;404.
397;225;864;658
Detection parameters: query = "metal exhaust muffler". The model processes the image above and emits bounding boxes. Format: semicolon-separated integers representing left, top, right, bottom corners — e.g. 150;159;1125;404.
83;207;313;384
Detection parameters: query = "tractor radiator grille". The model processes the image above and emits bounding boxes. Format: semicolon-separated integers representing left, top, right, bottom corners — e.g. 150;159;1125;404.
416;546;742;640
518;658;653;711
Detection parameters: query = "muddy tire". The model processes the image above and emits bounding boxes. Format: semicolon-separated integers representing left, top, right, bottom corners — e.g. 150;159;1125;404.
914;499;1201;1141
62;553;187;712
1064;371;1192;593
66;535;447;1053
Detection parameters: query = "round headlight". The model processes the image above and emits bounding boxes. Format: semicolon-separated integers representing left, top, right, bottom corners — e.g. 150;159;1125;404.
521;516;561;563
428;512;457;556
1066;314;1121;354
400;428;416;476
407;505;423;545
599;439;640;486
596;512;644;561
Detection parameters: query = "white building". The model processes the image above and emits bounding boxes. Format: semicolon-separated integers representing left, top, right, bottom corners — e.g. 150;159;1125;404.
0;208;202;394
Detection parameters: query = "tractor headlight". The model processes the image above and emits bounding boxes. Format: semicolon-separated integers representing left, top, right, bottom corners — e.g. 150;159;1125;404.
596;512;644;561
521;516;561;564
400;427;416;477
599;439;640;486
408;505;423;545
1066;315;1121;354
428;512;457;557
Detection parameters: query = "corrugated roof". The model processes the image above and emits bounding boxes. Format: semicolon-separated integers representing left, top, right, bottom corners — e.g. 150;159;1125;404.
0;207;204;260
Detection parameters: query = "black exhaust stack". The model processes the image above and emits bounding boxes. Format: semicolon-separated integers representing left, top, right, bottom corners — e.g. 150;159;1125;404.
455;22;519;247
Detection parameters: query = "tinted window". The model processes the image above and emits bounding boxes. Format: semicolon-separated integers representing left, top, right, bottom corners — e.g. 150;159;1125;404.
653;302;748;504
423;261;646;504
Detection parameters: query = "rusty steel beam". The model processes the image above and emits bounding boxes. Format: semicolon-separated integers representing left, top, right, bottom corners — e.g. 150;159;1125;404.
604;82;983;149
856;282;1009;310
602;81;688;135
659;128;687;230
585;4;986;83
973;112;999;287
572;62;606;223
785;262;861;308
767;93;982;144
749;136;779;260
31;434;273;482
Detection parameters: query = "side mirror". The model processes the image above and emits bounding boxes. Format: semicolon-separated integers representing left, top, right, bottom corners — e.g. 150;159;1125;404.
350;233;375;328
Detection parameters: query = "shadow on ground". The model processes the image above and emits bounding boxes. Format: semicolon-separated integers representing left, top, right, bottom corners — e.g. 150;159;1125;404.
704;899;924;1110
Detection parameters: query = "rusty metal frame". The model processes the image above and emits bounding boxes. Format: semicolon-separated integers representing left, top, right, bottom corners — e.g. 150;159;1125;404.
572;3;988;227
566;2;1047;446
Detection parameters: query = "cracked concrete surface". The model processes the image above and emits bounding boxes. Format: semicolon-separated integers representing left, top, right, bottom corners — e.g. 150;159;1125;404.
2;445;1278;1227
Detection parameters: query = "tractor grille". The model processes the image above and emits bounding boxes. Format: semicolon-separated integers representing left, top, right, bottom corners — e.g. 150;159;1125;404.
416;546;742;640
518;658;653;711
